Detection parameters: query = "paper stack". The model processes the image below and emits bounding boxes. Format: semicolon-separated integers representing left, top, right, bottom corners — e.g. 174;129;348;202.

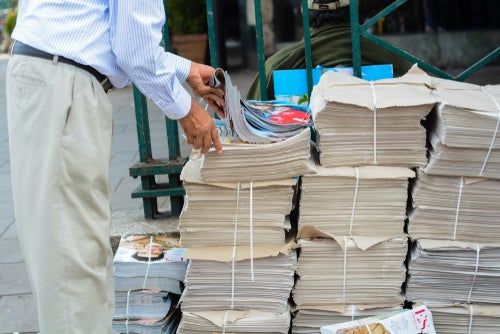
424;80;500;179
300;164;413;236
310;65;435;168
406;239;500;305
200;127;312;182
409;172;500;243
293;226;407;308
179;158;295;247
292;305;401;334
178;309;291;334
112;236;186;334
429;304;500;334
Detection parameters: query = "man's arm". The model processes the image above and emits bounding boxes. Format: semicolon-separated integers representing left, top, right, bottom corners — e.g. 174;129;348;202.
110;0;222;153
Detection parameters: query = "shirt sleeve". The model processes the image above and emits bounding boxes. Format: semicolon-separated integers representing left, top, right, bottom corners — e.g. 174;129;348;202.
110;0;192;119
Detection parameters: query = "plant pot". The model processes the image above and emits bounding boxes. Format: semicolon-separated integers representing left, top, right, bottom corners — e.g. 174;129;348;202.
171;33;207;64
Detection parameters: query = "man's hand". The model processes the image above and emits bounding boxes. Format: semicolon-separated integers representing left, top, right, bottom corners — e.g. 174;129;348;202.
179;99;223;154
187;62;225;118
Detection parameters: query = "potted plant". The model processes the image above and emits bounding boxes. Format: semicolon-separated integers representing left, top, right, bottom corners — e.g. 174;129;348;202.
167;0;208;64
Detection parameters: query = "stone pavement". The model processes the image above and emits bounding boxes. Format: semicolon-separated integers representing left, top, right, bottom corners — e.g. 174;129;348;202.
0;54;498;333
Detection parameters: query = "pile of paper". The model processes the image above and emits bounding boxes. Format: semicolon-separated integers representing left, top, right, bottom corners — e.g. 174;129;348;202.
181;242;296;313
292;305;401;334
293;226;407;307
409;172;500;243
310;65;435;168
114;290;175;321
113;308;181;334
178;309;291;334
430;304;500;334
113;235;187;294
300;164;413;236
179;158;295;247
200;127;312;182
210;68;311;143
406;239;500;304
424;80;500;178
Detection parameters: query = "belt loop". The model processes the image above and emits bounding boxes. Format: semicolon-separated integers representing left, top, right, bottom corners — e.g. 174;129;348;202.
52;55;59;65
9;40;17;56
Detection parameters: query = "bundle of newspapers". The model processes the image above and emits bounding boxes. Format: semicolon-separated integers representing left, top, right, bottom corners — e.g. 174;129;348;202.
178;309;291;334
300;163;413;236
210;68;311;143
200;127;312;182
406;239;500;304
293;226;407;307
409;172;500;243
113;235;187;294
310;65;435;168
179;158;295;247
429;304;500;334
425;80;500;178
292;305;401;334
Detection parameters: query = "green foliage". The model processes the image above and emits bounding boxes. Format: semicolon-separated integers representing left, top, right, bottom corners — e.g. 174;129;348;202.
4;10;16;36
167;0;207;35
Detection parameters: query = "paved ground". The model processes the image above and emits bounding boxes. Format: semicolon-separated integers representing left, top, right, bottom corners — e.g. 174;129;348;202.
0;54;498;333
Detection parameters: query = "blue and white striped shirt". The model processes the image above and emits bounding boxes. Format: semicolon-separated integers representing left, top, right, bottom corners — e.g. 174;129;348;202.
13;0;192;119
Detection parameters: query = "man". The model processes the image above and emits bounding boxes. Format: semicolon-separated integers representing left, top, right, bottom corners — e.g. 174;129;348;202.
6;1;223;333
247;0;412;100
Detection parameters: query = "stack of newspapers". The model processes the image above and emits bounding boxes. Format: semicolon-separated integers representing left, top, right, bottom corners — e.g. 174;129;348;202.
424;80;500;178
293;226;407;308
112;236;187;334
292;305;401;334
409;172;500;243
300;163;413;236
429;304;500;334
310;65;435;168
406;239;500;304
179;158;295;247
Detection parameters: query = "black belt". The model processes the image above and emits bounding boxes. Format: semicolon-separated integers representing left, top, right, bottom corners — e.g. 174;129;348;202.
11;41;113;93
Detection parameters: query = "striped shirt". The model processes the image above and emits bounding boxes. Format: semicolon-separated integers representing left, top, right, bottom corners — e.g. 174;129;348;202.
12;0;192;119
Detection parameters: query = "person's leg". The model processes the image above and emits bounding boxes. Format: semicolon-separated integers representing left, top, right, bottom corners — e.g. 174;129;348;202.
7;55;114;334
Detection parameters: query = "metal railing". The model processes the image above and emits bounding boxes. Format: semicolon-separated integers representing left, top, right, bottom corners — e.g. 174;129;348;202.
130;0;500;219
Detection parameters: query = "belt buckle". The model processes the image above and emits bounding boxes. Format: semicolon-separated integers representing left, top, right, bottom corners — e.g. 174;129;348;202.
100;77;113;93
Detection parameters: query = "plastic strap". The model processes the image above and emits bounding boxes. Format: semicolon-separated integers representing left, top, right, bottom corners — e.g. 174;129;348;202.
349;167;360;235
230;183;241;309
370;82;377;164
479;87;500;176
125;290;131;334
349;304;357;321
249;180;255;282
467;244;480;303
468;304;474;334
342;236;348;303
365;324;373;334
222;310;229;334
142;236;154;289
452;177;464;240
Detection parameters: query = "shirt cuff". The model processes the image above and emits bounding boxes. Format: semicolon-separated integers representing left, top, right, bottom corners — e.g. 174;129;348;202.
166;52;192;82
160;86;192;120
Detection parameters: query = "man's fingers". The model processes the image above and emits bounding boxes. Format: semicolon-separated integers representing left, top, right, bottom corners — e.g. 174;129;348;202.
211;126;223;154
204;93;225;107
193;135;202;150
208;101;226;118
186;133;194;145
201;133;212;154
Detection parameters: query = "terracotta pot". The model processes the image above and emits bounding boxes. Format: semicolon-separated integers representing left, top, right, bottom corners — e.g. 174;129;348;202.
171;34;207;64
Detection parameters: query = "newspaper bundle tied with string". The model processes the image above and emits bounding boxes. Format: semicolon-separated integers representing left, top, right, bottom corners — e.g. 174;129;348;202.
196;68;312;183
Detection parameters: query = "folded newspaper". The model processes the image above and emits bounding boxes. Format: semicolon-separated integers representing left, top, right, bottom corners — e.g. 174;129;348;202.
429;304;500;334
210;68;311;143
320;305;436;334
112;305;181;334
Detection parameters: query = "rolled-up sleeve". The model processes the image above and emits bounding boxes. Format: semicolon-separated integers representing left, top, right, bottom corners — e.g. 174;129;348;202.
110;0;192;119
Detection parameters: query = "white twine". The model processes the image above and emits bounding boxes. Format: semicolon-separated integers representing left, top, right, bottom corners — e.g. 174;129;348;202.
452;177;464;240
365;324;373;334
249;180;255;282
142;236;154;289
467;244;481;303
349;168;360;235
349;304;357;321
479;87;500;176
370;82;378;164
125;290;131;334
230;183;241;309
468;304;474;334
342;236;348;303
222;310;229;334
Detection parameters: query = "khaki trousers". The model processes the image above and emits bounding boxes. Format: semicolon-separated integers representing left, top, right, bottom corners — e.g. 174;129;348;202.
6;55;115;334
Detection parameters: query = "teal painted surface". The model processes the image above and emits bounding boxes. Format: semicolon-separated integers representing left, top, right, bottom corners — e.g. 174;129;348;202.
206;0;219;68
349;0;362;78
254;0;267;100
301;0;313;96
